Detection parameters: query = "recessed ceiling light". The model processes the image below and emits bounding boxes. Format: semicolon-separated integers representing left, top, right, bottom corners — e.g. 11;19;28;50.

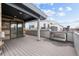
19;12;22;14
14;16;16;17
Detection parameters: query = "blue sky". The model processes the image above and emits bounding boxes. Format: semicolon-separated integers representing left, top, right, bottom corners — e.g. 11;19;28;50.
34;3;79;28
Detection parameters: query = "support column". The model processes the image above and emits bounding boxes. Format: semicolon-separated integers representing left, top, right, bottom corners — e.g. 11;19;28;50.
23;22;25;28
23;22;25;36
0;3;1;32
37;19;40;41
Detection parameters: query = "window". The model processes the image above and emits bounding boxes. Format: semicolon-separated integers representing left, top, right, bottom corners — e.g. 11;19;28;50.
29;25;34;29
50;23;53;25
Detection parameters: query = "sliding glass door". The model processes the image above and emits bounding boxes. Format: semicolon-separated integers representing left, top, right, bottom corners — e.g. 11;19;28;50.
11;22;23;39
2;21;23;39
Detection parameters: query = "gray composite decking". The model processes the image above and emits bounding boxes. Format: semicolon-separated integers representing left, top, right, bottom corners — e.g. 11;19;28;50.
1;35;77;56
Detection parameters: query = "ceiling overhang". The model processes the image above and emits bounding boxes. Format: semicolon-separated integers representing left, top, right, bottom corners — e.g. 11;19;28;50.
2;3;47;22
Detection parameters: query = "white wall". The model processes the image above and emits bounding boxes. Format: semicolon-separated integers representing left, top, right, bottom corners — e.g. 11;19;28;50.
74;32;79;55
51;25;63;31
66;32;74;42
40;30;50;38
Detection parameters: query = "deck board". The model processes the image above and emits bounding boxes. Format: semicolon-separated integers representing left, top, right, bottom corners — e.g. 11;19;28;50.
1;35;77;56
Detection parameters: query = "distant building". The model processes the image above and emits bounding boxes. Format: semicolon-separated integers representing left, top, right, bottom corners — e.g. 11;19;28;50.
63;26;70;31
25;20;64;31
70;28;79;32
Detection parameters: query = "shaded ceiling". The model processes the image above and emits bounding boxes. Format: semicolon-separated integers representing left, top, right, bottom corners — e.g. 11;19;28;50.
2;3;37;22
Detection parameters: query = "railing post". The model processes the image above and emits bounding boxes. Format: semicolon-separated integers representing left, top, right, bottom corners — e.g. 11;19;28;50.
37;19;40;41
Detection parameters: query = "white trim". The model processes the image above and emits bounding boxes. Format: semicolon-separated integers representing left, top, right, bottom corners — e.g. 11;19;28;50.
23;3;47;18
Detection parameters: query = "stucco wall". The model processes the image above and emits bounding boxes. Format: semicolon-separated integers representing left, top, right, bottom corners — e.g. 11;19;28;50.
26;30;75;42
40;30;50;38
74;32;79;55
26;30;50;38
50;31;66;41
25;30;37;36
26;30;67;41
67;32;74;42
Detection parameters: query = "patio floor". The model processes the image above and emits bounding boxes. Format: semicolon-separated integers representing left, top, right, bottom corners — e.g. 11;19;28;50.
1;35;77;56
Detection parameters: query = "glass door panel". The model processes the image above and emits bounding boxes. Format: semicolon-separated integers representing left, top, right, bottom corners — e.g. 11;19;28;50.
17;23;23;37
11;22;17;39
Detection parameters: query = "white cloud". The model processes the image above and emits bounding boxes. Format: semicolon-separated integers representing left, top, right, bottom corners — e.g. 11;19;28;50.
58;7;63;11
66;7;72;11
60;18;79;28
43;10;56;16
47;17;55;20
69;19;79;28
35;4;41;9
69;22;79;28
50;3;54;6
57;12;66;16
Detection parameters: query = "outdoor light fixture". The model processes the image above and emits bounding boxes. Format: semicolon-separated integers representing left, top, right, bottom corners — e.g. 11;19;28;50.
14;16;17;18
19;12;22;14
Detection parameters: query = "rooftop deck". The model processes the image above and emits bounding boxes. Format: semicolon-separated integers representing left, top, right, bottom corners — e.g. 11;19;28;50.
1;35;77;56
